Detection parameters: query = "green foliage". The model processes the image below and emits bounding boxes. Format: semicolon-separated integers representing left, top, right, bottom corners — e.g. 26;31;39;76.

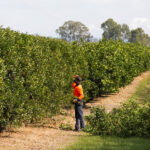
130;28;150;46
85;107;110;135
101;18;122;40
56;20;92;42
0;26;150;131
101;18;131;42
101;18;150;46
59;123;72;131
83;40;150;96
86;100;150;137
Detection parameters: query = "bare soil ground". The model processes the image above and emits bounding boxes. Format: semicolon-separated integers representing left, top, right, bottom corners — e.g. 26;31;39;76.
0;127;85;150
1;71;150;150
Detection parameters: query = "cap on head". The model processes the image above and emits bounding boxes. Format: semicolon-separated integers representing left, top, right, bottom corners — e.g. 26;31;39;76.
74;76;82;84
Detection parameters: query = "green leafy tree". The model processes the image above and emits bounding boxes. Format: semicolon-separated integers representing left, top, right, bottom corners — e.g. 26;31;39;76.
121;24;131;42
130;28;150;46
101;18;131;42
56;20;93;42
1;26;150;132
101;18;122;40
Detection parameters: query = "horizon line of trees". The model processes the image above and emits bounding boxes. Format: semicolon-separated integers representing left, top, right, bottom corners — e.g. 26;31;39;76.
56;18;150;46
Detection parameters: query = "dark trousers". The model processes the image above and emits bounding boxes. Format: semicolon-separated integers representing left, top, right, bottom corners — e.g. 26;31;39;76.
75;103;85;131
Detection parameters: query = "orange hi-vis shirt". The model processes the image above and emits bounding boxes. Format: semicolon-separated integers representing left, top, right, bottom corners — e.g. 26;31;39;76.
72;82;84;100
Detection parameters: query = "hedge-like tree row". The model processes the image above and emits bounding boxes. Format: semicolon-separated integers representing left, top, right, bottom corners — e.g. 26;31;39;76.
0;27;150;131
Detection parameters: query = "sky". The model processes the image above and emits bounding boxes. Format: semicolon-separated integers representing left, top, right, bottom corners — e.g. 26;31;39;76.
0;0;150;39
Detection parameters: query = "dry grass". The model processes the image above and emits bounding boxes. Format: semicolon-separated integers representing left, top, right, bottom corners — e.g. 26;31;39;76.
0;127;85;150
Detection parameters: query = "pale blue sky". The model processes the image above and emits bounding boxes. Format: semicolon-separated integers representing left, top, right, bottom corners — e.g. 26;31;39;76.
0;0;150;39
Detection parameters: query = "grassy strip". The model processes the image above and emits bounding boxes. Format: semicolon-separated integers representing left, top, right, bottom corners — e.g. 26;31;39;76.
60;136;150;150
131;75;150;103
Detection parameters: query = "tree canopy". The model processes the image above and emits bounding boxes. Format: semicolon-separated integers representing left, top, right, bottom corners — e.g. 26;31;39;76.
56;19;150;46
101;18;122;40
56;20;93;42
101;18;130;42
130;28;150;46
101;18;150;46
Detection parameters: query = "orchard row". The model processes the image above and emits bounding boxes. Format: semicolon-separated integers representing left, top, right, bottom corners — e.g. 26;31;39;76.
0;27;150;131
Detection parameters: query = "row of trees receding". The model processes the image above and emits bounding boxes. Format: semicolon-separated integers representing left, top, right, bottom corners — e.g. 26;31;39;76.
1;26;150;131
56;18;150;46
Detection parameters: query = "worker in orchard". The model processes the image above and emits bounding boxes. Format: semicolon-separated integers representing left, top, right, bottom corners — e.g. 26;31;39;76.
72;75;85;131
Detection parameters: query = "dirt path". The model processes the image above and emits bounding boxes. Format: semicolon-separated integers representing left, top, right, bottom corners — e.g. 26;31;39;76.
0;128;85;150
1;71;150;150
85;70;150;113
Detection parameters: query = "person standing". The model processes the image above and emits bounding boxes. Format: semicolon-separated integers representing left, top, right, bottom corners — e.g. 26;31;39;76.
72;75;85;131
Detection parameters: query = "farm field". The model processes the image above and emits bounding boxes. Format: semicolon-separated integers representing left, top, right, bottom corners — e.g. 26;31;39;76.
1;27;150;150
1;70;150;150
